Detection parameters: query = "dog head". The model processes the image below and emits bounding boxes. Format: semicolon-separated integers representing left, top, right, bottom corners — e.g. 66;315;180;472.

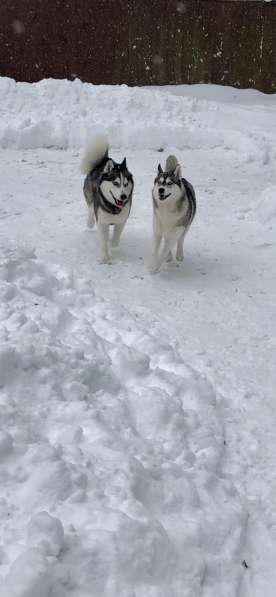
152;162;183;205
100;158;134;208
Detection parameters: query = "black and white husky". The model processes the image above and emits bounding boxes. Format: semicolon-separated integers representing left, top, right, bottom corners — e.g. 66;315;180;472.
151;156;196;273
81;137;134;264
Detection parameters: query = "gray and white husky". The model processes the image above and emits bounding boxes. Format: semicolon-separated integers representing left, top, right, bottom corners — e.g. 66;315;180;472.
81;137;134;263
151;155;196;273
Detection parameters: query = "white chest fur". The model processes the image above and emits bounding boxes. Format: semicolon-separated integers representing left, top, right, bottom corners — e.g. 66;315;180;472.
97;203;130;226
154;198;189;237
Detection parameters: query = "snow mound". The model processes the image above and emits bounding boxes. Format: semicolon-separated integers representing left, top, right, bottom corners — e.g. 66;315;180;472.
0;77;275;163
27;512;65;557
0;246;245;596
252;186;276;226
5;550;51;597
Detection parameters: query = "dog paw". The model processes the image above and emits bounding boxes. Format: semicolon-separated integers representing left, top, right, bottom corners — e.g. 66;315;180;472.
176;253;184;262
166;252;173;263
149;261;161;274
99;256;112;265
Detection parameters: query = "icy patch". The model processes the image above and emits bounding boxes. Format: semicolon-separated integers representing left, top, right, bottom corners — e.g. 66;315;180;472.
0;246;245;596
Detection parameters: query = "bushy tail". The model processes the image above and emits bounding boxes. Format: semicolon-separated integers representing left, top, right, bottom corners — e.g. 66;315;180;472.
165;155;179;173
80;136;109;175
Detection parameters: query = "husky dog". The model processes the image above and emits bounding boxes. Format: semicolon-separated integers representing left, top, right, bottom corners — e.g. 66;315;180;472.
151;155;196;273
81;137;134;263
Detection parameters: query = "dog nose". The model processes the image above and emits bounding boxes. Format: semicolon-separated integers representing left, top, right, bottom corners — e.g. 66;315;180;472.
121;193;127;201
159;187;165;195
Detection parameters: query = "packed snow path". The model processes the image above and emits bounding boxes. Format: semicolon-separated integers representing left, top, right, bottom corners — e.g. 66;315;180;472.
0;80;276;596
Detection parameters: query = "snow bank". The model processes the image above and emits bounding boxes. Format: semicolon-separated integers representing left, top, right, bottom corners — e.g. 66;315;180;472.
0;246;245;597
252;186;276;226
0;77;275;163
154;83;276;107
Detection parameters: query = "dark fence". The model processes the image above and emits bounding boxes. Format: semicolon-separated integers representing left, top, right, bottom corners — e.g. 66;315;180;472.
0;0;275;92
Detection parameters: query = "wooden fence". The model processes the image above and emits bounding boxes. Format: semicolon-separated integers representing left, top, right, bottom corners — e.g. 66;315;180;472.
0;0;275;92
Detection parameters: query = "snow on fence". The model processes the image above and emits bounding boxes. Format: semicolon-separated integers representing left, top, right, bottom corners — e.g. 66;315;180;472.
0;0;275;92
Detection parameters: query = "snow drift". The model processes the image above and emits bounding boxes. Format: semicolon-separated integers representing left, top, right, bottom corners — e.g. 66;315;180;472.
0;77;275;164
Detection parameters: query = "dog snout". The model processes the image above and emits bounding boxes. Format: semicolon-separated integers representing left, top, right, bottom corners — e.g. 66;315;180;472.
159;187;165;196
121;193;127;201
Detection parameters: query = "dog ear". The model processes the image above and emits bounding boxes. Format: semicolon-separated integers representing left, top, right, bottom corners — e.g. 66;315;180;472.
158;164;163;174
173;164;182;179
121;157;127;168
103;159;114;174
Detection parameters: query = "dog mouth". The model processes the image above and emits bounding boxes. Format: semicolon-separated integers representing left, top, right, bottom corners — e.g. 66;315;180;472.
115;199;125;207
159;193;171;200
110;192;127;208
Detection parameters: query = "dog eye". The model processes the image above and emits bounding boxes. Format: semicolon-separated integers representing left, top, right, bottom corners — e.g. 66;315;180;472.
113;181;120;187
167;181;173;186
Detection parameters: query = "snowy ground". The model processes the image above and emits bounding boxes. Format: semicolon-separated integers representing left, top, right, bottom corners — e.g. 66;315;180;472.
0;78;276;597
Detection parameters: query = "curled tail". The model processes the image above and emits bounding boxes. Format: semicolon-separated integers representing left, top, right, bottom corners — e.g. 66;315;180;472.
80;135;109;175
165;155;182;178
165;155;181;176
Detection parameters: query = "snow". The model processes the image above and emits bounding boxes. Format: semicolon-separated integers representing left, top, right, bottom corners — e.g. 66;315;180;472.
0;77;276;596
5;550;52;597
251;185;276;226
27;512;65;557
0;247;244;597
0;77;276;166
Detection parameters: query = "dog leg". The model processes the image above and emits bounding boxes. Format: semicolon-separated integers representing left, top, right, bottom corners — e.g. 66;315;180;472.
176;230;186;261
150;231;162;271
112;223;125;248
98;224;111;264
153;231;162;258
87;206;95;229
151;237;179;273
166;251;173;262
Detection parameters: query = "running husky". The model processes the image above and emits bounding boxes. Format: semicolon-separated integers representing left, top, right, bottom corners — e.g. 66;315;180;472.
81;137;134;264
151;156;196;273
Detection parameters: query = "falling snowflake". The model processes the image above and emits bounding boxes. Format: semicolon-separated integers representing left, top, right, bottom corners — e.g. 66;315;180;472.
176;2;187;14
12;20;25;35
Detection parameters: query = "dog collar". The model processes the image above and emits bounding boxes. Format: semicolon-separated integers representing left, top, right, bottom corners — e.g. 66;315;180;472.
100;194;128;215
